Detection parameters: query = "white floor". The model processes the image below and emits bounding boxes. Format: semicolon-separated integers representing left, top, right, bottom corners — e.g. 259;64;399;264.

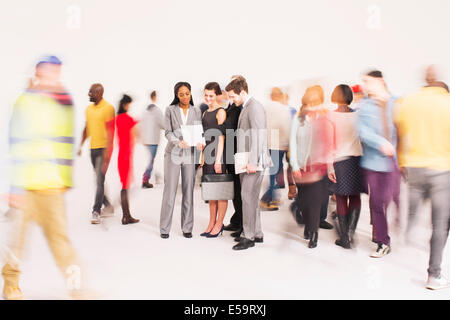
1;146;449;300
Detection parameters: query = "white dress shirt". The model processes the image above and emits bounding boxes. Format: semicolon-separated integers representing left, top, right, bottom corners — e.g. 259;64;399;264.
179;107;189;125
242;95;253;109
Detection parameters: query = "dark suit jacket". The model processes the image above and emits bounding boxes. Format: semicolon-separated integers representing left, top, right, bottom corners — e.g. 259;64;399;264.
223;103;242;164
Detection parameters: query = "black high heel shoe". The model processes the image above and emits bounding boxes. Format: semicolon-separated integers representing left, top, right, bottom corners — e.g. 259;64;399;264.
206;224;224;238
200;231;211;237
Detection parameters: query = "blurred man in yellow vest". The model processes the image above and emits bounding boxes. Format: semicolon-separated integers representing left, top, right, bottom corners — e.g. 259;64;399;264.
2;55;85;299
78;84;115;224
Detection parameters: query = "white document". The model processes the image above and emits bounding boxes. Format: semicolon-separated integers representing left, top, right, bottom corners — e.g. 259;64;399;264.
181;124;205;146
234;152;264;174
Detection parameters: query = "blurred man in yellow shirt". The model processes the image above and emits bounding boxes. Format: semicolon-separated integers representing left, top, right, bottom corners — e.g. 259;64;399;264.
78;84;115;224
394;80;450;290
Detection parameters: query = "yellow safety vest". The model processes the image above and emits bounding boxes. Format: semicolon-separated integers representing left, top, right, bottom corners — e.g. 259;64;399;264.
9;91;74;190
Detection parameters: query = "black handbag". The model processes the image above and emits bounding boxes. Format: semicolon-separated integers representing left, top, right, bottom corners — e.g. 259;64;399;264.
201;174;235;200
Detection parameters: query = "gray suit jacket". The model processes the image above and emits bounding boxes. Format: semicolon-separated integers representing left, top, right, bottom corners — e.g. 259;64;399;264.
236;97;271;168
164;104;202;155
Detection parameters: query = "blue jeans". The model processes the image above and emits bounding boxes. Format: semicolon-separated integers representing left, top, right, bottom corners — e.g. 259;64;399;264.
261;150;285;204
143;144;158;182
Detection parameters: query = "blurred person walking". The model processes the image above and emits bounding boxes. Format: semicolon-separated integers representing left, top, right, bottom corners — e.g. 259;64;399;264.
115;94;140;225
328;85;365;249
199;82;228;238
395;80;450;290
259;87;296;211
139;90;164;189
358;70;400;258
78;83;115;224
2;56;85;299
159;82;203;239
289;86;335;249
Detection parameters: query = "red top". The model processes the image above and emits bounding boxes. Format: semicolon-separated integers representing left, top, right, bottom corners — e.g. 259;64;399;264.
116;113;138;189
116;113;138;154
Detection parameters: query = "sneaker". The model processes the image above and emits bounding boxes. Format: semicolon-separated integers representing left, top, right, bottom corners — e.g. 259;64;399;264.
91;212;101;224
270;200;282;206
370;243;391;258
100;205;114;217
3;286;25;300
426;275;450;290
260;200;279;211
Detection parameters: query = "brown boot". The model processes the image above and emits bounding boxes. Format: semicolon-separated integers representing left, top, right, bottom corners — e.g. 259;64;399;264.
121;190;139;225
288;184;297;200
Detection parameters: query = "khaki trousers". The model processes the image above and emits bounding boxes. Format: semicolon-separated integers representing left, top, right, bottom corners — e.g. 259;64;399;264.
2;190;78;289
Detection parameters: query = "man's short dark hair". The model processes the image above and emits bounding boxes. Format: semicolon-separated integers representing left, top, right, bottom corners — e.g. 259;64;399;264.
366;70;383;78
150;90;157;99
225;78;248;94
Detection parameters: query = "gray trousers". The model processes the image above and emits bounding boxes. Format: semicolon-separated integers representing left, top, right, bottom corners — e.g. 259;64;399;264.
406;168;450;277
240;172;264;241
160;150;196;235
90;148;111;213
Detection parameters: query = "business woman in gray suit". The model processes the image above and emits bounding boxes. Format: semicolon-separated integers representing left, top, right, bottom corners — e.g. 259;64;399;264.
225;78;271;250
160;82;203;239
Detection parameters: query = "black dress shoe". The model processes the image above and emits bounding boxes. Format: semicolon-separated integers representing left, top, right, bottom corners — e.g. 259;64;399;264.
183;232;192;238
303;228;310;240
230;229;243;238
308;232;318;248
224;224;241;232
319;220;334;230
234;236;263;243
232;238;255;250
161;234;169;239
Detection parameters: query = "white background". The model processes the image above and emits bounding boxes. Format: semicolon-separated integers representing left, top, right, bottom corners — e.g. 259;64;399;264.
1;0;450;193
0;1;449;299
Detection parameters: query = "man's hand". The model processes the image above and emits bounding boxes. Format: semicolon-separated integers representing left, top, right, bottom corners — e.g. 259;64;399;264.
178;140;190;149
196;143;204;151
245;163;257;174
379;142;395;157
399;167;408;181
293;169;302;181
77;148;82;156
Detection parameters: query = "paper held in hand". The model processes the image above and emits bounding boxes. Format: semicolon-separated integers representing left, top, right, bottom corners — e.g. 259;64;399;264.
234;152;264;174
181;124;205;146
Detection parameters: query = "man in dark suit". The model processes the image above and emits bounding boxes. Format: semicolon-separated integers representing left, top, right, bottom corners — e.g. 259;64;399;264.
223;96;244;237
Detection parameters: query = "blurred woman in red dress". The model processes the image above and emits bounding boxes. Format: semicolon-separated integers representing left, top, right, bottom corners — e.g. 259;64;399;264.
116;94;140;224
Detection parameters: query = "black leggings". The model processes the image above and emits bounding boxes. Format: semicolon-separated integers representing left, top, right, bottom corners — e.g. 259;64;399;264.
297;179;328;234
